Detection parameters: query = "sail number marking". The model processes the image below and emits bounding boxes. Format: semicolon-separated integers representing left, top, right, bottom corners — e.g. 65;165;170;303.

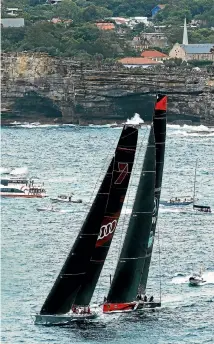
114;163;128;184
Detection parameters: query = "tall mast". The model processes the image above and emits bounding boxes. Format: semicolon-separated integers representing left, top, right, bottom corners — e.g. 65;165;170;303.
193;159;198;206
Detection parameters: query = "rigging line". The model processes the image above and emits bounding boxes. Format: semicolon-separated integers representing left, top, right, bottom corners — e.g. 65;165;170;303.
116;125;150;261
157;223;162;304
81;130;121;219
117;127;148;260
94;155;117;305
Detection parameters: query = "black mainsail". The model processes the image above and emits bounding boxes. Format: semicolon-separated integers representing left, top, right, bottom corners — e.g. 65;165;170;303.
40;125;138;315
104;95;167;310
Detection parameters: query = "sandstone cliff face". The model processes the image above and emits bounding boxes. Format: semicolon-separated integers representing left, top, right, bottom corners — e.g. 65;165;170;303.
1;52;214;125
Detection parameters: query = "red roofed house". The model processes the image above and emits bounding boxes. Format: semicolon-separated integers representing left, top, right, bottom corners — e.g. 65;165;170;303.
96;22;115;30
141;50;169;61
118;57;163;68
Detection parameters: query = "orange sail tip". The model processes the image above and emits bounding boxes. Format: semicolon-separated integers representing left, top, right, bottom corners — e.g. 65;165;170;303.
103;302;136;313
155;95;167;111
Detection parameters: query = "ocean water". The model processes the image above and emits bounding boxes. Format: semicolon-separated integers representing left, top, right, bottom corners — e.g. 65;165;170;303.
1;123;214;344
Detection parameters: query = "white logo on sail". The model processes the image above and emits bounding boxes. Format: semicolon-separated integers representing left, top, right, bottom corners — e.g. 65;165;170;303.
98;220;118;240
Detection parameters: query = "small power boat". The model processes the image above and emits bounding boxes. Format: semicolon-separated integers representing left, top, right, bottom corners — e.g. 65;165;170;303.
36;205;58;212
189;273;206;286
51;194;82;203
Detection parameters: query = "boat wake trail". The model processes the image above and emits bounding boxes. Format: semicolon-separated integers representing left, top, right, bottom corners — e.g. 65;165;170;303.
159;206;188;213
171;271;214;285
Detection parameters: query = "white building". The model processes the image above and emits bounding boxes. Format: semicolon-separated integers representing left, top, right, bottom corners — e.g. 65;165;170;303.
1;18;25;27
6;8;20;16
118;57;163;68
169;18;214;61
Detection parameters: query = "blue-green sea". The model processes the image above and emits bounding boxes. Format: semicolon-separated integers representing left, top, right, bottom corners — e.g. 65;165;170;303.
1;123;214;344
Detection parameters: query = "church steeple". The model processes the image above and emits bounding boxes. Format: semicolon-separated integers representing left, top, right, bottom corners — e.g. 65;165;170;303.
182;17;188;45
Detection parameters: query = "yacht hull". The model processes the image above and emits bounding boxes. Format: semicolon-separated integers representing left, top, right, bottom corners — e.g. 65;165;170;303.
103;301;161;313
34;312;97;325
161;201;193;206
1;193;46;198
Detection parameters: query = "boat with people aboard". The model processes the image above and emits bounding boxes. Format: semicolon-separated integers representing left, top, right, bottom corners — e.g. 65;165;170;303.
1;185;47;198
34;94;167;324
161;196;194;206
189;267;206;286
189;274;205;286
35;307;97;325
103;94;167;314
1;168;47;198
51;194;82;203
35;118;139;325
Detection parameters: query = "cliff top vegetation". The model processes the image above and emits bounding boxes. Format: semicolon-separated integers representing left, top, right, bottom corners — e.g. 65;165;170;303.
2;0;214;60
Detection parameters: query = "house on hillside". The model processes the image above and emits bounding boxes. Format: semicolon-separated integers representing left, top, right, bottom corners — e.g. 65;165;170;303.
127;17;148;28
96;22;115;30
169;18;214;61
118;57;163;68
142;33;168;49
132;32;168;51
141;50;169;61
169;43;214;61
6;8;20;16
151;4;166;18
1;18;24;27
47;0;62;4
107;17;128;25
49;17;72;26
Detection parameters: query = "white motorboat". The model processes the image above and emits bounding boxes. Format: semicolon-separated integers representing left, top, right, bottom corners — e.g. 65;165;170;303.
1;185;47;198
51;194;82;203
189;273;206;286
36;205;58;212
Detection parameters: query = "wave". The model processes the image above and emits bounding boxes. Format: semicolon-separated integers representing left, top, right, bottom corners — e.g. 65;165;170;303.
167;124;181;129
183;124;213;132
0;167;11;174
168;130;214;137
126;113;144;125
10;167;28;176
8;122;64;129
89;124;115;128
167;124;212;131
159;206;188;213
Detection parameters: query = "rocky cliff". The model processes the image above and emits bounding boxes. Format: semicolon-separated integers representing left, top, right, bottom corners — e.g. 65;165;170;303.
1;53;214;125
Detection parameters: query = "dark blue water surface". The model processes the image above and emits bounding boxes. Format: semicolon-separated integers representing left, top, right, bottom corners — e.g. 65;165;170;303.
1;124;214;344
